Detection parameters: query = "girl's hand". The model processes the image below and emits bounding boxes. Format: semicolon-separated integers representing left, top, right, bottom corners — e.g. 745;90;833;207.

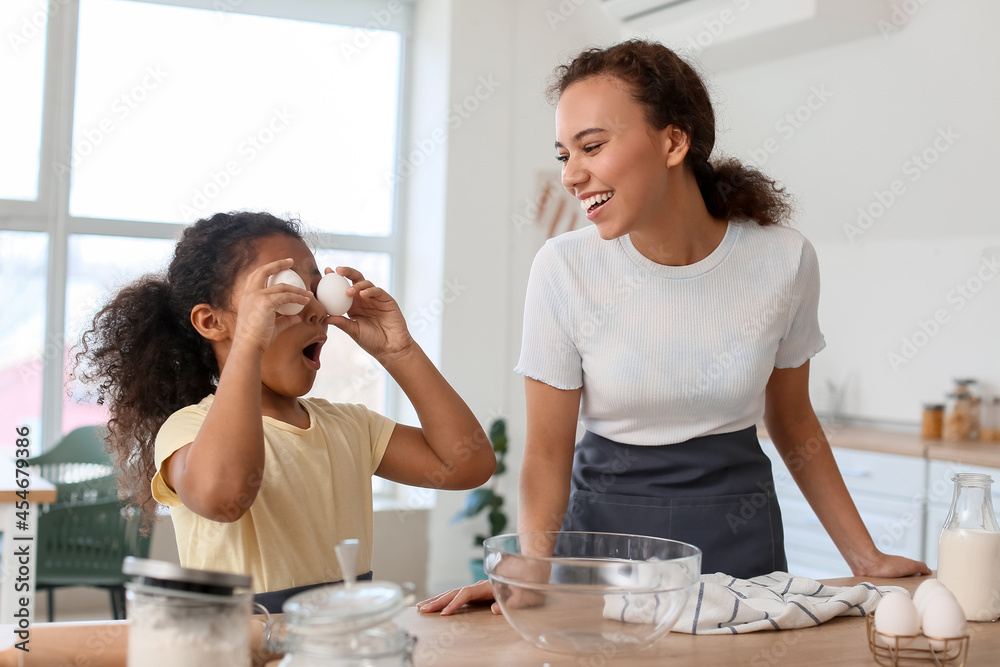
233;258;311;354
326;266;414;362
418;580;501;616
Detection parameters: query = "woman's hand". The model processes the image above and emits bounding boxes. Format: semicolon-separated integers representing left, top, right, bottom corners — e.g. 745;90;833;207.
851;551;931;578
418;580;500;616
325;266;414;363
233;258;312;355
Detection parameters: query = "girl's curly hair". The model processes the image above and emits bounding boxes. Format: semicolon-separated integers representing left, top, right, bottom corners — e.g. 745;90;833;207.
73;211;303;533
549;39;793;226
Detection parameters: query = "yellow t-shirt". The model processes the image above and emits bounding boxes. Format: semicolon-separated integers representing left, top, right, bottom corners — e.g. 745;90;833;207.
151;395;395;594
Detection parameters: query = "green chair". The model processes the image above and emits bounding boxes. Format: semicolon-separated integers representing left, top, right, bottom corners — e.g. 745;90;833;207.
28;425;152;622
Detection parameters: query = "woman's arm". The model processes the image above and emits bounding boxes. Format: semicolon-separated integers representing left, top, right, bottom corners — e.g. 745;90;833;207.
517;377;581;534
764;361;930;577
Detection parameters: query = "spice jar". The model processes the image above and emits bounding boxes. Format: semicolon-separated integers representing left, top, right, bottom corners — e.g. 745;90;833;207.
943;392;972;441
954;379;980;440
980;397;1000;443
937;473;1000;621
269;580;416;666
921;403;944;439
124;557;255;667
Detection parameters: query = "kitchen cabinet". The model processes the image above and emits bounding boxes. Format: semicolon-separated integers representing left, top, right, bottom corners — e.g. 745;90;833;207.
761;439;926;579
761;428;1000;578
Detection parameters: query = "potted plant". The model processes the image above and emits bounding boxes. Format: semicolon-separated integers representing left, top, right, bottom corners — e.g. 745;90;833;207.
451;418;509;582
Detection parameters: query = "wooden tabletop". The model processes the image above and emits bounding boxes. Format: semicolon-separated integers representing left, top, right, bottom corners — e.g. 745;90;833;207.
0;456;56;504
395;575;998;666
6;575;998;666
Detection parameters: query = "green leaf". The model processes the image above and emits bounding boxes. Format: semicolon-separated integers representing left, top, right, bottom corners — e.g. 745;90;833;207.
474;534;487;547
451;487;494;523
489;420;508;455
494;459;507;476
488;508;507;537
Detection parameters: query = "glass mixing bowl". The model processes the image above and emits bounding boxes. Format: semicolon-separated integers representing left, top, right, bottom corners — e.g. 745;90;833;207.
484;532;701;655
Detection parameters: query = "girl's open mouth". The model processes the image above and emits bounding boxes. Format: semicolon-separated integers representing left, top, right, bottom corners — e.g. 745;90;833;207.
302;341;323;370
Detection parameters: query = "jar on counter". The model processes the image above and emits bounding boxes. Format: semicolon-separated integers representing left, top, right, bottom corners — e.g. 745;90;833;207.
268;580;416;666
943;392;972;441
937;473;1000;622
124;557;255;667
981;396;1000;443
921;403;944;439
954;379;980;441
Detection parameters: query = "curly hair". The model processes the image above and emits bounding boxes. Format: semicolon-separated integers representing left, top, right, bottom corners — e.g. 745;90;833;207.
548;39;793;226
72;211;303;533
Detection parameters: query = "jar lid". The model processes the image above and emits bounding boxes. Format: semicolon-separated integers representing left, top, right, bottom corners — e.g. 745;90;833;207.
923;403;944;410
283;581;403;634
122;557;251;596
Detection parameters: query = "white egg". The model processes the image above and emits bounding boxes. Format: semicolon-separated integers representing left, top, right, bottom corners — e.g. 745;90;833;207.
267;269;306;315
913;578;945;615
316;272;353;316
874;591;920;648
920;585;967;651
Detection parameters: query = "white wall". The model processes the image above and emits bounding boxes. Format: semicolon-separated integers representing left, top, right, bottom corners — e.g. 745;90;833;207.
659;0;1000;421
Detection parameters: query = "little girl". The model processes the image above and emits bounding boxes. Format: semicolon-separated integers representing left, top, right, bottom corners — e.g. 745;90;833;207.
75;211;495;611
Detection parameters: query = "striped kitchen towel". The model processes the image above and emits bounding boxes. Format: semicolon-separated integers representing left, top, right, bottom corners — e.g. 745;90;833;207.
604;571;906;635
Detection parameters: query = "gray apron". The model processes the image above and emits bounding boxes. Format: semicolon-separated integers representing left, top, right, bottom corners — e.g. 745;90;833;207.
560;426;786;578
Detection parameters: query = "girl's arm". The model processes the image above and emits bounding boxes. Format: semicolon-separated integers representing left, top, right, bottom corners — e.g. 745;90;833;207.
329;267;495;489
418;377;580;615
763;360;930;577
163;258;311;522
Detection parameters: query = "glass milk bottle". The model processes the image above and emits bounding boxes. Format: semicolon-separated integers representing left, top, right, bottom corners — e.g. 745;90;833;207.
937;473;1000;622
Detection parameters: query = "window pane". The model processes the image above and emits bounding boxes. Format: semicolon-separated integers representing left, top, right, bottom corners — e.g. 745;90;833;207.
0;1;47;201
70;0;400;236
63;234;175;434
0;232;48;455
309;250;391;414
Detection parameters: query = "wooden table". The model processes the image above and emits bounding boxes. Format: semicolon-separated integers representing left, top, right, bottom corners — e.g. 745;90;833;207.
2;575;997;666
0;456;56;626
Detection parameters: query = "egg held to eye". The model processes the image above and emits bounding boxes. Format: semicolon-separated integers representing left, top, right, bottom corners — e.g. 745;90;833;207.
874;591;920;648
267;269;306;316
316;272;353;316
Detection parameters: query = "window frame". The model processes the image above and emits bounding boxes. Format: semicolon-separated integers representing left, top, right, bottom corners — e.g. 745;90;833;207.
0;0;413;456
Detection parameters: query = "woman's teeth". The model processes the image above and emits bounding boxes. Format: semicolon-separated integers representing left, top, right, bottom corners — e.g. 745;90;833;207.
581;192;614;211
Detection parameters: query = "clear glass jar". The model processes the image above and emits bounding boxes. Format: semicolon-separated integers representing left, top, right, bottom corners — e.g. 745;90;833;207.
124;557;254;667
943;392;972;441
955;379;980;440
937;473;1000;622
270;580;415;666
980;396;1000;443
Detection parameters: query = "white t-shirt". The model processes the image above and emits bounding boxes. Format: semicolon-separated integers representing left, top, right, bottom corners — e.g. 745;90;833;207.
152;395;395;593
515;222;825;446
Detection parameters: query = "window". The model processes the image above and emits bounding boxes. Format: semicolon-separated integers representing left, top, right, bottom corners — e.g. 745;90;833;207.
1;0;411;468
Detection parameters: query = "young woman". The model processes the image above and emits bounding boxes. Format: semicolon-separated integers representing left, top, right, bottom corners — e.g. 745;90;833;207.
420;39;928;615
